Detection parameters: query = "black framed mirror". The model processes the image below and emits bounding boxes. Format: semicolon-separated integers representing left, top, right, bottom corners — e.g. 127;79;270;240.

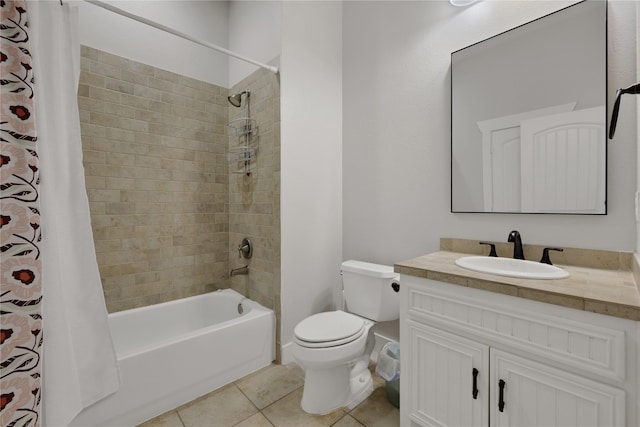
451;0;607;214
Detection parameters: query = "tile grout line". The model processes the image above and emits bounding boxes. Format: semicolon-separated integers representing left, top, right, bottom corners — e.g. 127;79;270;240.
237;379;305;427
175;408;186;427
230;381;270;427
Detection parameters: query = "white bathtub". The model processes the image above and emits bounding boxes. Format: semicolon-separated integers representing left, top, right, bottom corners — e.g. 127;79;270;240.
70;289;275;427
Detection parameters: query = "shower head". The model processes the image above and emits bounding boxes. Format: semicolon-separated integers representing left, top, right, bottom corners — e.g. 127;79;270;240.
227;90;250;108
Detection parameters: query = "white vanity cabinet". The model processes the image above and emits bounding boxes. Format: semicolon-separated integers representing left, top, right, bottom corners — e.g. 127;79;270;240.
400;276;639;427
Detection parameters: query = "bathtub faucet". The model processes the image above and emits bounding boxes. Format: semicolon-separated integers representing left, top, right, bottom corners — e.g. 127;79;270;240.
230;265;249;277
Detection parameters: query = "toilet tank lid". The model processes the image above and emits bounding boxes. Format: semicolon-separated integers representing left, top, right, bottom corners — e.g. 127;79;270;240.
341;260;399;279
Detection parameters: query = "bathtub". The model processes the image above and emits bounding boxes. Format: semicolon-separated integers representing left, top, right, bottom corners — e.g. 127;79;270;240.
70;289;275;427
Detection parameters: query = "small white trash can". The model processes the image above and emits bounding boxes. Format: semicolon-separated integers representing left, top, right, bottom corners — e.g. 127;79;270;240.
375;341;400;408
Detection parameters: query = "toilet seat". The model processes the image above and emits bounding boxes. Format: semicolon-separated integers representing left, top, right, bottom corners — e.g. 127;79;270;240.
294;311;366;348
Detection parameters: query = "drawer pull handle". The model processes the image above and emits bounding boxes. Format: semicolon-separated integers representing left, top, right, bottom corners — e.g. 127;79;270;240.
472;368;479;399
498;379;506;412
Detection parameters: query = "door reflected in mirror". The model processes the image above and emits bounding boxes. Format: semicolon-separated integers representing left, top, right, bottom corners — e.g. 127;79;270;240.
451;0;607;214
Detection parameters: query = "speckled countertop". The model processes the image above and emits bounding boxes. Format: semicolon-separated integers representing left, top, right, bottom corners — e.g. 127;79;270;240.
394;238;640;321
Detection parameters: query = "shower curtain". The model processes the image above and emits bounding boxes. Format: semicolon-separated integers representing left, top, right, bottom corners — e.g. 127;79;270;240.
1;2;42;426
28;1;120;425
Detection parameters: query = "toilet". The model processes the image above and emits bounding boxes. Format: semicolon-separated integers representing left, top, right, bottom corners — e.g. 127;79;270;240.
292;260;400;414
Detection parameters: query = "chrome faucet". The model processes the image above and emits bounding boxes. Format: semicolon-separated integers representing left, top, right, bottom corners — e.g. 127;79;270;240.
237;238;253;259
507;230;525;260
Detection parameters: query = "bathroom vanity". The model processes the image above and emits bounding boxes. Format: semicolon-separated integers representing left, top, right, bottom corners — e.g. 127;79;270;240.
396;240;640;427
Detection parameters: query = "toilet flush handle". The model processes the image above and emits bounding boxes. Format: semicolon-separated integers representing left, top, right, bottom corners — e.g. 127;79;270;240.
391;282;400;293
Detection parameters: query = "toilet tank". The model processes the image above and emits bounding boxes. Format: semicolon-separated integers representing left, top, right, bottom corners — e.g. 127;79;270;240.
341;260;400;322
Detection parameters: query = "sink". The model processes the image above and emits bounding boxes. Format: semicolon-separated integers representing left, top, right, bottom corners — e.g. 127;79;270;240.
454;256;569;280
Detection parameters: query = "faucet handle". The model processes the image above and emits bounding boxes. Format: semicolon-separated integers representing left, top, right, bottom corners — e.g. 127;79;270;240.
479;242;498;257
540;247;563;265
237;238;253;259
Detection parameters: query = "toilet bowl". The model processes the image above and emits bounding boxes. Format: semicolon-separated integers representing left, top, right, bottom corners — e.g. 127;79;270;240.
293;310;375;414
292;261;400;415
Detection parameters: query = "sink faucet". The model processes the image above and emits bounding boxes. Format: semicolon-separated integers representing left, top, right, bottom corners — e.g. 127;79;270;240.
507;230;525;260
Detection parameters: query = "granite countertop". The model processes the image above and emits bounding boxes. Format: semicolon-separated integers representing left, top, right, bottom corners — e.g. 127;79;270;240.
394;239;640;322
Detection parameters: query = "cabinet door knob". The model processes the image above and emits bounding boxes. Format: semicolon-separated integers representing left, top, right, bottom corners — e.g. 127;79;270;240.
498;379;506;412
472;368;479;399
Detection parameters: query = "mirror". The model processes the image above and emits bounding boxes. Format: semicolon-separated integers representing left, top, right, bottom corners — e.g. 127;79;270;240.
451;0;607;214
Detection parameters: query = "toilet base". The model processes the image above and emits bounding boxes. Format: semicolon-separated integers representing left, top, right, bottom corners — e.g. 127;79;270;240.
345;357;374;410
300;356;373;415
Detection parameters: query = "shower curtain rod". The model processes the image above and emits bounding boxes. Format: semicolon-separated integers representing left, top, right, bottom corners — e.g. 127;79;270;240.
77;0;279;75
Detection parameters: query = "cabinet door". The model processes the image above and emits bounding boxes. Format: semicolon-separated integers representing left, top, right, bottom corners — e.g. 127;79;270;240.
491;349;625;427
406;321;489;427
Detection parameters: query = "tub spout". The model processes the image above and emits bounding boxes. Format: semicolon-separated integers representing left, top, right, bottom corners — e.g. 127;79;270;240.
230;265;249;277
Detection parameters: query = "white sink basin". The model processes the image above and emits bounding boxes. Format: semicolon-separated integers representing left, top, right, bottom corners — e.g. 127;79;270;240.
454;256;569;280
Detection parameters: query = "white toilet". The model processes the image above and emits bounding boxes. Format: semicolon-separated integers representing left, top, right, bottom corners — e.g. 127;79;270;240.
292;260;400;414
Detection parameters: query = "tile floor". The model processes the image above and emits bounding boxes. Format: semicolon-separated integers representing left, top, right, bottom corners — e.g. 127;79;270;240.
139;363;399;427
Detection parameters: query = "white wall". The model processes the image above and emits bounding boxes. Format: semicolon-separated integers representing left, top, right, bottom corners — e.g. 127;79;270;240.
76;0;230;87
228;1;281;87
343;0;638;267
77;0;281;88
280;1;342;362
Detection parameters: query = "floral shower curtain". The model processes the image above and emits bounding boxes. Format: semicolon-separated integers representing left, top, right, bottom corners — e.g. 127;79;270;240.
1;1;120;426
1;2;43;426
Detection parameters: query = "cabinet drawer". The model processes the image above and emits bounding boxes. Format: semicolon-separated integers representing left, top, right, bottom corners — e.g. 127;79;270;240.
405;278;626;382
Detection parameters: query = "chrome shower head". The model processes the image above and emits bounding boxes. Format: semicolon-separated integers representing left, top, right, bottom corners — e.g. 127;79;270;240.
227;90;250;108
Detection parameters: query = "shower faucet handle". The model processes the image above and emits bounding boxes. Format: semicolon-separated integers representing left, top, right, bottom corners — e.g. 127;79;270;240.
237;238;253;259
237;244;247;258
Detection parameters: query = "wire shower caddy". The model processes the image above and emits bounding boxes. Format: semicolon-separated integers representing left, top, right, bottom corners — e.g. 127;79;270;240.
226;117;257;175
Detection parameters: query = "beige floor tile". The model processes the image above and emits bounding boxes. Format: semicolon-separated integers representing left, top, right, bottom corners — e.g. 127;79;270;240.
262;388;345;427
331;415;365;427
349;387;400;427
233;412;274;427
138;363;394;427
138;410;184;427
178;383;259;427
284;362;305;381
235;363;304;409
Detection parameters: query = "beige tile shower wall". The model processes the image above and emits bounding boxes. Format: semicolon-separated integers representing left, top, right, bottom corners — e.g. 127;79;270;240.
78;46;230;313
228;66;281;357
